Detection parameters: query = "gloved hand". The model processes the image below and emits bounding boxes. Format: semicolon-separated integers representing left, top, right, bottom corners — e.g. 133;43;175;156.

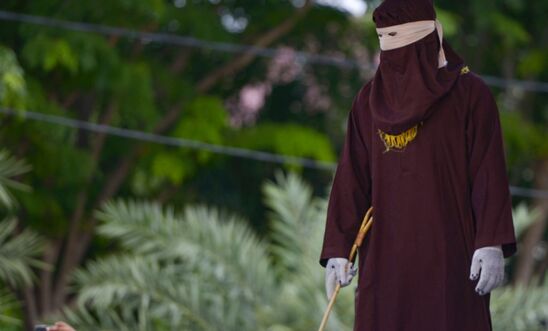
469;245;504;295
325;257;357;299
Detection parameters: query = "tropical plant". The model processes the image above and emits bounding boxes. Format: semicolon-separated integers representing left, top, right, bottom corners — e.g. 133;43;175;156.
0;218;44;288
0;150;31;209
488;203;548;331
0;150;44;329
62;171;351;331
491;277;548;331
65;201;274;330
65;171;548;331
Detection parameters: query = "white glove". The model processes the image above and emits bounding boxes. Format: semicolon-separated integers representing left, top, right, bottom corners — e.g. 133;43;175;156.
469;246;504;295
325;258;357;299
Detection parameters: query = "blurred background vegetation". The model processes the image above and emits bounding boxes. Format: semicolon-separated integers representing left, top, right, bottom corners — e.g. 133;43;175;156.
0;0;546;330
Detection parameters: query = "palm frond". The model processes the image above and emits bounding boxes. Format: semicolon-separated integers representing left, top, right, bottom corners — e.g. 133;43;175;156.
0;218;45;287
72;255;214;330
262;171;353;331
491;276;548;331
0;150;31;209
77;202;276;330
61;305;155;331
263;170;325;272
96;200;274;299
512;202;542;238
0;289;21;327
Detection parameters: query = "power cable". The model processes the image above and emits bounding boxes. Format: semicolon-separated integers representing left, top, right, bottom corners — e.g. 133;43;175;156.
509;186;548;200
0;10;360;70
0;108;336;171
1;107;547;199
1;10;548;92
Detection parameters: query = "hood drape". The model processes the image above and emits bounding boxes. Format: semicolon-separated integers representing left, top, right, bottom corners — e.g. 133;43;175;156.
369;0;465;136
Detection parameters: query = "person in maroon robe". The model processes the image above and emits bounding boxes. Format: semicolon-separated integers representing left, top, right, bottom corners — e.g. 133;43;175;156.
319;0;517;330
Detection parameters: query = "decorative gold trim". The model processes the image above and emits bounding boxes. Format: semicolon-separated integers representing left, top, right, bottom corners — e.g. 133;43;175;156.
460;65;470;75
378;124;419;153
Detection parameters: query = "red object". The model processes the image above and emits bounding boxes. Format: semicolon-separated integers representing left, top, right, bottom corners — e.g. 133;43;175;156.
319;0;516;330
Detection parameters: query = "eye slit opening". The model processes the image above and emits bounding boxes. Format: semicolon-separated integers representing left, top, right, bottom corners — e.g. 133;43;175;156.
378;33;383;37
388;32;397;36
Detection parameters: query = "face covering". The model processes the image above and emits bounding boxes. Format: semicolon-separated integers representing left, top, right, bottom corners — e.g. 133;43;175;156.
369;0;466;142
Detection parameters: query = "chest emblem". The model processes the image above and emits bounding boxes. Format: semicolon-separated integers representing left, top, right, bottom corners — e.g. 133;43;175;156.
377;124;419;153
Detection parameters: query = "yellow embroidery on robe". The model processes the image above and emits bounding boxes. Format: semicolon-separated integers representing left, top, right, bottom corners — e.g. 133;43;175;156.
378;124;419;153
460;65;470;75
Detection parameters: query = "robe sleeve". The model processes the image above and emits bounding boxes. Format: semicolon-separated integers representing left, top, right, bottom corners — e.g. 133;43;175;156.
466;78;517;258
319;94;372;267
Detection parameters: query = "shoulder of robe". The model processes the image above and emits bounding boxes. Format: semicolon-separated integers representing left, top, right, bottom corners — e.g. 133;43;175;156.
348;81;374;143
351;80;373;117
457;69;499;126
456;69;493;101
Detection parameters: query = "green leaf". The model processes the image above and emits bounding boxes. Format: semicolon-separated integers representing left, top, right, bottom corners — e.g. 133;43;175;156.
0;218;45;288
436;7;460;37
0;46;27;110
517;50;547;76
112;62;157;130
488;12;530;47
151;152;190;185
23;35;78;73
0;150;31;209
233;122;336;166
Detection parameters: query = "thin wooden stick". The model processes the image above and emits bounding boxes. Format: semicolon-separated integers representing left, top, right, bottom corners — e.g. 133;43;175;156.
317;206;374;331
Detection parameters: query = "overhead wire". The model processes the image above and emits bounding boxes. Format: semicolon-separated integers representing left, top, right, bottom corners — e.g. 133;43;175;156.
0;108;336;171
0;10;361;70
1;10;548;92
1;107;547;199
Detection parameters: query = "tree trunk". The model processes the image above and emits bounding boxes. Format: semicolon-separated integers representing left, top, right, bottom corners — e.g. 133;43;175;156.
20;286;38;330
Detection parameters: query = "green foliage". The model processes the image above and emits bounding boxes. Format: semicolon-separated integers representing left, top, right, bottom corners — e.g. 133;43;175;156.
0;46;27;110
112;62;157;130
435;7;460;37
511;202;542;238
500;111;548;165
174;96;227;143
0;151;45;327
77;200;274;330
0;219;45;288
491;278;548;331
0;150;31;209
172;95;228;162
234;123;337;167
517;50;548;77
261;171;353;331
66;172;548;331
146;95;229;186
65;172;352;331
0;151;44;287
23;35;79;74
150;152;188;185
0;289;20;328
488;12;531;48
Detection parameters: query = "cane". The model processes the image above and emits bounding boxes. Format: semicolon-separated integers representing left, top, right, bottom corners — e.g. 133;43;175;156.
317;206;374;331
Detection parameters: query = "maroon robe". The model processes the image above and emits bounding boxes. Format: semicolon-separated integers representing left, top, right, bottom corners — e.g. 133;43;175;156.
320;70;517;331
319;2;516;330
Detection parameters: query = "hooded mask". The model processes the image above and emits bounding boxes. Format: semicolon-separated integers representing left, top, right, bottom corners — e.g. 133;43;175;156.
369;0;466;150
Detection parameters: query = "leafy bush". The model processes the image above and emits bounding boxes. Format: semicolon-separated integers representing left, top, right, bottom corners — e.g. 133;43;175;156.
65;172;546;331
